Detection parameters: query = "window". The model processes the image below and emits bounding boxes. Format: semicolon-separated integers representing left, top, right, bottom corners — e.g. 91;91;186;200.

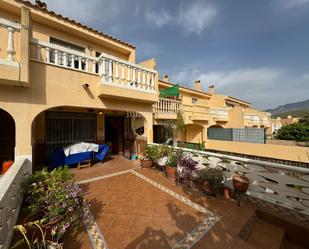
49;37;86;69
192;97;198;104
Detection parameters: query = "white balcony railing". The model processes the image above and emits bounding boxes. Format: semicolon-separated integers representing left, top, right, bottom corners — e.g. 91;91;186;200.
150;143;309;217
0;18;21;63
0;158;32;249
210;108;228;120
30;39;157;93
153;98;181;114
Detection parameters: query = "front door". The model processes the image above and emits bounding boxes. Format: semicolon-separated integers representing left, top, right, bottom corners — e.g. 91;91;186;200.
123;116;132;159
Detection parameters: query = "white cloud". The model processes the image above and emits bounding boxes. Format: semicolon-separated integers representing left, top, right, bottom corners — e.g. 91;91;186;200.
302;74;309;80
178;1;217;35
145;9;172;27
171;67;309;109
144;0;217;35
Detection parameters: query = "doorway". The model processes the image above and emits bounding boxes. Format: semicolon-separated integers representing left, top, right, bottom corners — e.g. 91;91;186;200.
0;109;15;164
105;115;132;158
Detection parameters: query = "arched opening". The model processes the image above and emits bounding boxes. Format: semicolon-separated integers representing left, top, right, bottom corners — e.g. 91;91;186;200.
185;124;204;143
0;109;15;165
32;106;148;169
208;124;224;128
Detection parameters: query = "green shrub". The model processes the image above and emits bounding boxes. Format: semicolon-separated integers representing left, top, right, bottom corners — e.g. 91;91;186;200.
275;123;309;142
196;168;224;193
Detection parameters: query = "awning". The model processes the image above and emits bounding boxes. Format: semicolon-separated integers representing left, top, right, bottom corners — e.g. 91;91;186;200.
159;85;180;97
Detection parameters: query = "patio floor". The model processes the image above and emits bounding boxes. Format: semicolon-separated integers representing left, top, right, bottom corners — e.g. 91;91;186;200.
64;156;259;249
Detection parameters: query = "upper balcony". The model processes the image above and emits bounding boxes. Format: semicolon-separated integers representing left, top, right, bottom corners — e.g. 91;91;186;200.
210;108;229;122
153;98;182;119
30;38;158;103
0;18;23;86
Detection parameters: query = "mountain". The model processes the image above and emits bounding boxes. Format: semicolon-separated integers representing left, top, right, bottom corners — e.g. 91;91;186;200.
265;99;309;117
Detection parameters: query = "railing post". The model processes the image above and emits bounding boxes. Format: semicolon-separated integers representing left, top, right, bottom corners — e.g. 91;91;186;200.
45;47;50;63
151;73;155;91
146;72;150;90
63;52;67;67
36;44;41;61
92;60;96;74
127;65;131;83
54;50;59;65
121;64;125;84
115;61;119;82
78;57;82;70
132;67;136;84
70;55;75;68
108;60;113;82
85;59;89;72
6;27;15;61
137;68;141;88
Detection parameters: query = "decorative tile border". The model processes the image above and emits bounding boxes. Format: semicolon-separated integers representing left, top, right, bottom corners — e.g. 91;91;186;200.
78;167;140;185
83;204;109;249
130;170;221;248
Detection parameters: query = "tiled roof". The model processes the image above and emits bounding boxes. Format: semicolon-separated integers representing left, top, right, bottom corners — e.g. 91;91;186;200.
16;0;135;49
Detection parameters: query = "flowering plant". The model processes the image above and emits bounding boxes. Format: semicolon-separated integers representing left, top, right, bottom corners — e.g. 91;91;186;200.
22;167;89;243
176;157;198;186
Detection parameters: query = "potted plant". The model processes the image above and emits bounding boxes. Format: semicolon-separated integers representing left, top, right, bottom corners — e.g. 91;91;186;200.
196;168;224;196
156;145;172;168
2;160;14;174
140;145;157;169
165;150;183;181
233;175;249;193
176;157;198;186
21;167;89;248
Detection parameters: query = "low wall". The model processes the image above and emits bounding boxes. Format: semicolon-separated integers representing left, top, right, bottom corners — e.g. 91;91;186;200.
0;158;32;249
207;140;309;164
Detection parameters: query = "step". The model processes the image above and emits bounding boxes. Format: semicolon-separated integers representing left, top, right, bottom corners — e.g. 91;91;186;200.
246;218;285;249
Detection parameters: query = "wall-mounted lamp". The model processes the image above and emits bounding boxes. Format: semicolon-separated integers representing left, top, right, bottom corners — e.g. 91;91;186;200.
98;112;103;115
82;83;90;88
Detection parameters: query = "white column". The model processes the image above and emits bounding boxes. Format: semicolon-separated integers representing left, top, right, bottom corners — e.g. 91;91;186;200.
121;64;125;84
146;72;150;90
54;50;59;65
63;52;68;67
92;60;96;74
142;70;146;89
85;59;89;71
115;61;119;81
45;47;50;63
127;65;131;83
132;67;136;85
78;57;82;70
101;58;106;79
151;73;155;91
36;45;41;61
108;60;113;82
70;55;75;68
137;69;141;88
6;27;15;61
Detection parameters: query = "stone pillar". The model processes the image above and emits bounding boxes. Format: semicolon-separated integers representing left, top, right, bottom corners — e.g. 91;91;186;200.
143;112;153;143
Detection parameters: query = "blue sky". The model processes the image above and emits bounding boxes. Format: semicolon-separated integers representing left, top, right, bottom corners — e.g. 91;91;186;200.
43;0;309;109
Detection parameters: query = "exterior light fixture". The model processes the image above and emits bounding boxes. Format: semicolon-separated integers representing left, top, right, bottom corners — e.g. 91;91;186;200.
83;83;89;88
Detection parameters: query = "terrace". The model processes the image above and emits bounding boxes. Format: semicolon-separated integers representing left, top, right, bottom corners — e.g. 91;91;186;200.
2;145;309;249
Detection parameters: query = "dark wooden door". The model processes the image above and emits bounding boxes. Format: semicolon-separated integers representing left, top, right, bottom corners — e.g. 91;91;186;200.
123;116;132;159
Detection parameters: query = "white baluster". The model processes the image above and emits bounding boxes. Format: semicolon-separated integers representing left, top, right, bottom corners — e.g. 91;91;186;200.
115;61;119;81
121;64;125;84
108;60;113;82
70;55;75;68
63;52;68;67
137;69;141;88
127;65;131;83
54;50;59;65
142;70;146;89
146;72;150;91
36;45;41;61
85;59;89;71
151;73;155;91
132;67;136;86
45;47;50;63
6;27;15;61
92;60;96;74
78;57;82;70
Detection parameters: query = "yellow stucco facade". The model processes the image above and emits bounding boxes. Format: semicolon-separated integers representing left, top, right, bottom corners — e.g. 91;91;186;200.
2;0;305;166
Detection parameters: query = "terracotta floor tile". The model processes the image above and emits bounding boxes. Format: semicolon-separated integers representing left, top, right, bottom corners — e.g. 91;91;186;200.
104;228;130;249
130;216;152;231
119;204;138;216
109;214;134;230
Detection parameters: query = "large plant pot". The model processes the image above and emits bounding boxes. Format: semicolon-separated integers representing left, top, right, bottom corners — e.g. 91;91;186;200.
2;160;14;174
233;175;249;193
165;166;176;181
140;159;152;169
202;181;216;196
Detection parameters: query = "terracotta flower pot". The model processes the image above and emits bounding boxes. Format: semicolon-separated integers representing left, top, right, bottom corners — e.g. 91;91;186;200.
202;180;216;196
165;166;176;181
2;160;14;174
140;159;152;169
233;175;249;193
223;187;231;199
